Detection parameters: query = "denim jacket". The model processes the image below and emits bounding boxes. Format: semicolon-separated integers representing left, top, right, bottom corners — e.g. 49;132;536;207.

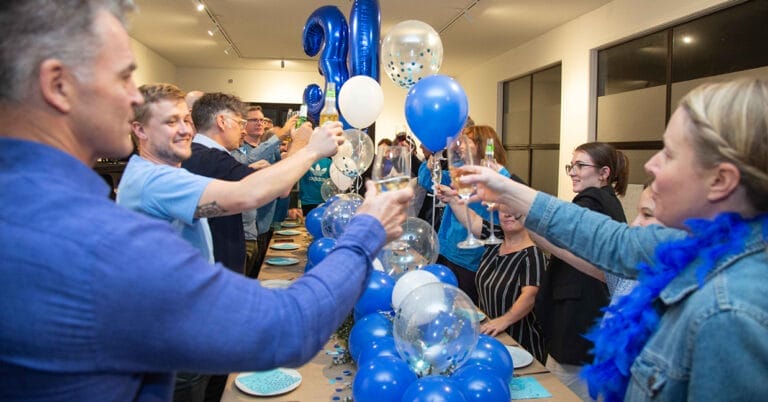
527;192;768;401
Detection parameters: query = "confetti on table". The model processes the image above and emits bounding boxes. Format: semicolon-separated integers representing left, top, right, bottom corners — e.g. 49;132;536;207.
509;377;552;399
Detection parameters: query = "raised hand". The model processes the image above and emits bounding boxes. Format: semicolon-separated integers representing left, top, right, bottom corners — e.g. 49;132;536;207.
306;121;344;158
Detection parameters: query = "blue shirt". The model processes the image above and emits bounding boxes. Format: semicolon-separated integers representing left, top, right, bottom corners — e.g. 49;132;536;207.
418;162;511;271
0;138;387;401
117;155;214;262
526;192;768;401
232;137;282;237
300;158;331;206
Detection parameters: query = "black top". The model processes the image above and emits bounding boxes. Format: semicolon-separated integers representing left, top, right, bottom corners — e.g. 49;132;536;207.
476;220;548;363
181;142;255;274
534;186;627;365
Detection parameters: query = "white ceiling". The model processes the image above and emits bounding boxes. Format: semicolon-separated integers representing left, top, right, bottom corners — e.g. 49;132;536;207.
128;0;611;76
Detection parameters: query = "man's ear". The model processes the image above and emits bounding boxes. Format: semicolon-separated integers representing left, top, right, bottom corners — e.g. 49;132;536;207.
216;114;227;130
706;161;741;202
131;121;147;140
38;59;74;113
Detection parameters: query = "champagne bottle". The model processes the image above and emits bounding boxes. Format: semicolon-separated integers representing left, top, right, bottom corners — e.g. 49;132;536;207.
318;82;338;126
485;138;495;167
295;104;308;129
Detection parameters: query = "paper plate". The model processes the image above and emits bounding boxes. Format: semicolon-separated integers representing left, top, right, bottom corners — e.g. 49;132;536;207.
505;345;534;368
265;257;300;266
235;368;302;396
270;243;300;250
261;279;293;289
275;229;301;236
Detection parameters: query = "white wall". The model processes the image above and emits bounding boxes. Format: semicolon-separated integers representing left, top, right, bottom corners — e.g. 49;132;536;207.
458;0;728;198
130;38;176;86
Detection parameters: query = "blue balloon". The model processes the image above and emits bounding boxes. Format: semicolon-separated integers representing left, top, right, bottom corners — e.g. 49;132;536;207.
307;237;337;265
349;0;380;80
305;206;326;238
357;336;398;365
303;6;350;87
405;75;469;152
451;364;511;402
353;356;417;402
452;364;510;402
422;264;458;287
402;376;467;402
303;84;323;124
348;312;393;362
461;334;514;381
302;6;351;128
354;270;395;318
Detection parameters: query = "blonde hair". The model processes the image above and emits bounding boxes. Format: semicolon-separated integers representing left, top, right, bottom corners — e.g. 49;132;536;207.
679;78;768;212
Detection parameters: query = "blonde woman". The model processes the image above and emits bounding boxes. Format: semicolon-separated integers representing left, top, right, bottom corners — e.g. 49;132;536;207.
460;78;768;401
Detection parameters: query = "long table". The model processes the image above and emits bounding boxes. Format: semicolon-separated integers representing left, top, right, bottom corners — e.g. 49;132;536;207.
221;223;579;401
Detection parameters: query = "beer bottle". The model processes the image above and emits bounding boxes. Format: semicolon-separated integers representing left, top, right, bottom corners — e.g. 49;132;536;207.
319;82;338;126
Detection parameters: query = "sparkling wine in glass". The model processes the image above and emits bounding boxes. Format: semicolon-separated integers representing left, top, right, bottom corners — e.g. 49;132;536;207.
373;145;411;250
482;138;502;245
446;134;484;249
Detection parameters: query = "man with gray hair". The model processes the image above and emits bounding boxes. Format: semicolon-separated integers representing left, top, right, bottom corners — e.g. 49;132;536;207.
0;1;413;400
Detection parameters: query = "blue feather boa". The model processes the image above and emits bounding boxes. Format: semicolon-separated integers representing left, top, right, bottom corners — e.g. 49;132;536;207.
581;212;768;402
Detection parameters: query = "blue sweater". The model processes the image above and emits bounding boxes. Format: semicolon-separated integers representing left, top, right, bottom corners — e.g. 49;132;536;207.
0;138;385;401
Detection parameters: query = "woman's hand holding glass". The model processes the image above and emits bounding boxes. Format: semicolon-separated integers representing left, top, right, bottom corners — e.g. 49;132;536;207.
458;165;537;217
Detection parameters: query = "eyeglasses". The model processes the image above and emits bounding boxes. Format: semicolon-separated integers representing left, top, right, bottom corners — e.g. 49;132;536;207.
226;115;247;129
564;161;599;174
246;118;270;125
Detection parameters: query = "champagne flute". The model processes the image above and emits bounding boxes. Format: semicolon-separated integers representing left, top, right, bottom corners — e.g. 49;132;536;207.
431;151;446;207
482;138;503;245
373;145;411;252
372;145;411;192
446;134;484;249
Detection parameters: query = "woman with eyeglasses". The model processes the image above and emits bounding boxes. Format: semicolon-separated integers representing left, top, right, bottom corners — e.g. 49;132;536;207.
458;78;768;401
532;141;629;400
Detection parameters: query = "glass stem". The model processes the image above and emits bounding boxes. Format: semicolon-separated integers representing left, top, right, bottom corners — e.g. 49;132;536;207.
465;204;476;240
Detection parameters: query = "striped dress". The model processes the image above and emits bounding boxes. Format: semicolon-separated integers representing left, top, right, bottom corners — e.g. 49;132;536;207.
476;222;548;363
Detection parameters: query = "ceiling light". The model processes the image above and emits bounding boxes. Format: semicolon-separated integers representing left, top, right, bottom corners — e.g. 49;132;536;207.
196;3;204;12
682;35;693;44
207;27;217;36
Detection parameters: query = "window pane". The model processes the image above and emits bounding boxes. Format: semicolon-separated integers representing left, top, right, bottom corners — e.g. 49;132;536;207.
670;65;768;109
672;0;768;83
598;31;667;96
505;150;530;184
531;66;562;144
617;149;660;185
530;149;559;196
502;76;531;145
597;85;666;142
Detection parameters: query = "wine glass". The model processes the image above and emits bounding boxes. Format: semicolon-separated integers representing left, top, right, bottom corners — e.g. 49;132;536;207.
373;145;411;251
431;151;446;207
372;145;411;192
446;134;484;249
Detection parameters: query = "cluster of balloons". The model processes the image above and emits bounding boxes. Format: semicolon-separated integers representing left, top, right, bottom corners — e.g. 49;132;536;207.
350;268;513;402
304;194;366;271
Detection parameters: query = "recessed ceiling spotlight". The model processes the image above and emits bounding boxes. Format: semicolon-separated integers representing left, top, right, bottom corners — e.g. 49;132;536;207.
196;3;204;12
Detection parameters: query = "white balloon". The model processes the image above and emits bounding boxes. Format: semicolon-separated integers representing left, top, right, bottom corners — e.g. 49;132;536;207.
338;75;384;129
329;163;354;191
391;269;440;310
